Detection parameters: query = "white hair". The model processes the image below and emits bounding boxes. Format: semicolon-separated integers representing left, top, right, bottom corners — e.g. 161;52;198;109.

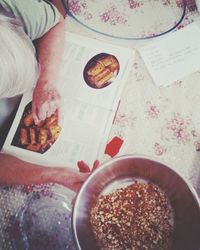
0;12;39;98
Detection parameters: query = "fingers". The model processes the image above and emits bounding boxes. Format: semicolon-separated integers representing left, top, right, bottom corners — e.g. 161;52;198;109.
92;160;100;171
32;85;62;124
73;161;100;192
77;160;100;173
46;102;57;118
39;102;49;120
32;102;40;125
55;168;89;193
77;160;91;173
72;172;90;192
78;172;90;182
32;103;47;125
67;172;90;192
32;100;62;125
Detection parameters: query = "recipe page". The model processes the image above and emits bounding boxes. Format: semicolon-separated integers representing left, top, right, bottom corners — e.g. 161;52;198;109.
2;32;134;169
138;22;200;86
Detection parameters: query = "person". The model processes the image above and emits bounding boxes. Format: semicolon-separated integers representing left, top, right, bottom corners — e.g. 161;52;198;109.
0;0;91;192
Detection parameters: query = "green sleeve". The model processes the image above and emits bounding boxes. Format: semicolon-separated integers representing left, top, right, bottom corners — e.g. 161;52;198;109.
0;0;61;40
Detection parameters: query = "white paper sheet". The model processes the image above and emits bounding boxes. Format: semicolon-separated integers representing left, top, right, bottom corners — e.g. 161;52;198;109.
139;22;200;86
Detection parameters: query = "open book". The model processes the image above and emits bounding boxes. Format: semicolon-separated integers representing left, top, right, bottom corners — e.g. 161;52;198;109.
2;32;134;169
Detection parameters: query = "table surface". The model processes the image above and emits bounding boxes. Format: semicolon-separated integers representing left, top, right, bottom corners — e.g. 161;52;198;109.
1;2;200;250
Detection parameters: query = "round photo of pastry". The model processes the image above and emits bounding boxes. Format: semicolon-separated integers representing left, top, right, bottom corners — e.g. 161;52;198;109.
83;53;120;89
11;102;62;154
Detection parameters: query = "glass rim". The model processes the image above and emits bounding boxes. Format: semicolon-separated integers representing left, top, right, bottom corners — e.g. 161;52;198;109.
62;0;187;40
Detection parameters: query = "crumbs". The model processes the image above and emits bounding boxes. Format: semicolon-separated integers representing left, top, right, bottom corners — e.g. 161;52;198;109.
90;182;174;250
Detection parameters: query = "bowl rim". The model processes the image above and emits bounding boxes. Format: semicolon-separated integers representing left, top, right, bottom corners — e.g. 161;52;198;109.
72;154;200;249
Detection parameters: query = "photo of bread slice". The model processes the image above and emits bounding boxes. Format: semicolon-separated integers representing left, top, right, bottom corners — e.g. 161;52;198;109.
87;61;105;77
99;55;117;66
49;125;61;140
88;68;111;84
83;53;120;89
20;128;29;145
11;102;62;154
108;60;119;72
26;144;41;152
45;114;58;128
38;128;49;145
29;128;37;145
95;72;114;88
23;112;34;127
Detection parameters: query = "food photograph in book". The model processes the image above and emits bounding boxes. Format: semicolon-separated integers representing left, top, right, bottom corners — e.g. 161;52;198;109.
83;53;120;89
11;102;62;154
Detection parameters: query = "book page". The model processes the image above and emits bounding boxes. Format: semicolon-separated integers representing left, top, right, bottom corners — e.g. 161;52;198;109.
2;32;134;169
58;32;134;109
138;22;200;86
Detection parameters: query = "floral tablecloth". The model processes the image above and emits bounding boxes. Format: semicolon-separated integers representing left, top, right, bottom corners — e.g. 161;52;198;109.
0;1;199;250
103;6;200;196
64;0;200;193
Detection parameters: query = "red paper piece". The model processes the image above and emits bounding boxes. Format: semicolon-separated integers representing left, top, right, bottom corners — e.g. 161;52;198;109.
105;136;124;158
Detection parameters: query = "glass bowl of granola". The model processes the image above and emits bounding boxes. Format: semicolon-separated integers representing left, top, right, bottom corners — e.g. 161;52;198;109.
72;155;200;250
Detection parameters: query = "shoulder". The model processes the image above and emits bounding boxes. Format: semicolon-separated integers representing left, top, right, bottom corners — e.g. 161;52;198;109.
0;0;61;40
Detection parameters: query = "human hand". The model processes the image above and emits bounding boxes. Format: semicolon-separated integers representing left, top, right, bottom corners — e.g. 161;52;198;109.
77;160;100;173
56;160;100;192
32;83;62;125
54;167;90;193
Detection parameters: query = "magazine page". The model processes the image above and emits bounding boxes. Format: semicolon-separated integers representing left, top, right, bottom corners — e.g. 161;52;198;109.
58;32;135;109
2;32;134;169
2;92;115;167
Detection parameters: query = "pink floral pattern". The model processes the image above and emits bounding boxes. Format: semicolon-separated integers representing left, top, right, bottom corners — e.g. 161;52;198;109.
99;6;127;25
128;0;141;9
161;113;195;144
146;102;160;118
113;111;137;138
68;0;93;20
154;143;167;156
68;0;82;15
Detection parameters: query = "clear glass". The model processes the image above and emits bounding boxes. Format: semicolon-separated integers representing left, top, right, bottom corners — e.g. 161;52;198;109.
62;0;186;40
12;186;76;250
